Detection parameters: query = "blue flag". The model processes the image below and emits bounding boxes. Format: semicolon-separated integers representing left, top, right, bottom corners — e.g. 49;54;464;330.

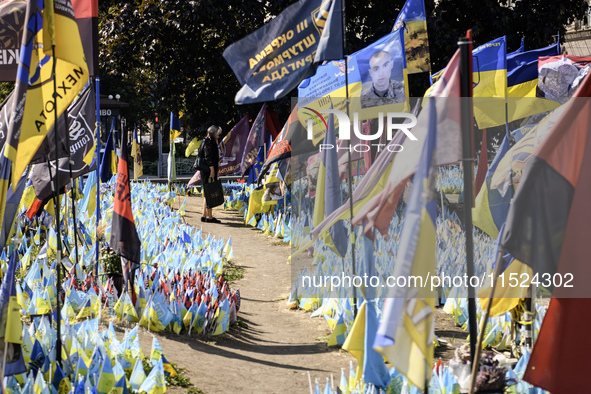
100;120;117;183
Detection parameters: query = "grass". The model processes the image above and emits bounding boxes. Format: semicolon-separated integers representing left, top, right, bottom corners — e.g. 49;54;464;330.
234;319;248;329
166;363;192;387
315;336;329;342
224;262;245;282
187;388;205;394
136;358;194;389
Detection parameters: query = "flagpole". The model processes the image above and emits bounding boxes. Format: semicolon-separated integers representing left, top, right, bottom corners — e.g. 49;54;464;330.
341;0;358;315
459;36;478;364
468;244;505;394
95;77;101;276
51;38;63;369
67;155;80;270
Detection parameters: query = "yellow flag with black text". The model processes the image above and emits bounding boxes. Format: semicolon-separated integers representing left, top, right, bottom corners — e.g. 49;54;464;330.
4;0;89;186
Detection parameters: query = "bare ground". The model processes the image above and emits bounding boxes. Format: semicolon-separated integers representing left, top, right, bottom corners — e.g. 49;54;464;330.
113;194;468;393
125;195;355;394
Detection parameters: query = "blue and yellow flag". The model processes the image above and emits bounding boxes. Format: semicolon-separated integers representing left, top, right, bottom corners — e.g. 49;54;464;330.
506;41;561;121
472;36;507;128
373;99;439;391
392;0;431;73
246;146;264;184
327;313;347;346
138;357;166;394
129;358;146;392
75;297;92;320
311;111;348;257
223;0;343;104
150;337;177;378
299;27;409;138
342;301;390;388
170;112;181;141
472;134;512;239
52;364;71;393
97;356;116;393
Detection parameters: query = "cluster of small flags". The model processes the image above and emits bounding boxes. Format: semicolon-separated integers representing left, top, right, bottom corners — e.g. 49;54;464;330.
435;166;464;195
285;175;550;393
6;317;173;393
315;346;547;393
0;179;247;393
112;267;240;336
224;183;292;243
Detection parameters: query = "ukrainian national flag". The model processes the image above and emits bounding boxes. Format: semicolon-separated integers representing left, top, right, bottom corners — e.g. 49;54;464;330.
112;376;128;394
138;357;166;394
472;36;507;128
342;301;390;388
129;358;146;392
75;297;92;320
150;337;177;378
311;112;348;257
478;224;529;317
193;300;208;334
170;112;181;141
122;292;139;322
212;299;230;335
52;364;71;394
507;41;559;97
507;41;561;121
327;312;347;346
97;356;116;393
139;299;166;332
392;0;431;74
472;134;512;239
373;99;438;391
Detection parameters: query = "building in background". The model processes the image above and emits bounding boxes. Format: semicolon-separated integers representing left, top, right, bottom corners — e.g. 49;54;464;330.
564;0;591;56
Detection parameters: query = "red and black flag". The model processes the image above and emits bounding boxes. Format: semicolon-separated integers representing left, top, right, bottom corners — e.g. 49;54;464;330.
110;127;141;272
258;103;315;179
501;72;591;392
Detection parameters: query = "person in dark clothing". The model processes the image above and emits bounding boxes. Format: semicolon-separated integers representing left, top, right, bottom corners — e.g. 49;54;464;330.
202;125;222;223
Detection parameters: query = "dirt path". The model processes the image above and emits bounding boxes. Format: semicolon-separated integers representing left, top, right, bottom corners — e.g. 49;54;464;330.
133;195;354;393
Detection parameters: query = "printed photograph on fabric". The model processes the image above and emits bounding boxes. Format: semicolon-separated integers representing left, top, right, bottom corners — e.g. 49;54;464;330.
358;37;406;109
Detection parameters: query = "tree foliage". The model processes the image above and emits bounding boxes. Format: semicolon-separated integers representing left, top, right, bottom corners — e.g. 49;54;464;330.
98;0;587;138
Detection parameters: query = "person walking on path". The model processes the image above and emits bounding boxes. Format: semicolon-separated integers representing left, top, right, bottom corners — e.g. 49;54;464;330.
202;125;222;223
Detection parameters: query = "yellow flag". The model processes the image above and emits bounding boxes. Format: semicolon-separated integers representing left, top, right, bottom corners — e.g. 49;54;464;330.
4;0;89;185
342;301;366;383
6;296;23;344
